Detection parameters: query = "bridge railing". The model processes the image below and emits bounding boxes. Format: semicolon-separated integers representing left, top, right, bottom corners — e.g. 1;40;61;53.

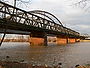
0;1;80;37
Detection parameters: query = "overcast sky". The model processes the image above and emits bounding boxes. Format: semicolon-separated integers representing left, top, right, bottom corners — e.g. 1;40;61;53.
2;0;90;35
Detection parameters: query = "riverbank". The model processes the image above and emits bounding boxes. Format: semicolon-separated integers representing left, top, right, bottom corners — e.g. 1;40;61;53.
0;61;52;68
0;61;90;68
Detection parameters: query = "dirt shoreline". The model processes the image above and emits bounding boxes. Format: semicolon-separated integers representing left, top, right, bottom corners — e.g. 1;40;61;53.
0;61;52;68
0;61;90;68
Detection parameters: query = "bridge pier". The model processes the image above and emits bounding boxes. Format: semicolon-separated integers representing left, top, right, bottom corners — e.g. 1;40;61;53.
56;35;81;45
29;32;47;46
56;38;67;45
68;38;76;43
68;38;80;43
56;35;68;45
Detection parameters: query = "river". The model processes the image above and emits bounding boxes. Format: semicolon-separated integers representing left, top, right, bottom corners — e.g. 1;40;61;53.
0;42;90;68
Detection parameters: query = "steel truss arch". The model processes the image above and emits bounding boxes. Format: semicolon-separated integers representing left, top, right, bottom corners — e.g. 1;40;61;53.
29;10;63;26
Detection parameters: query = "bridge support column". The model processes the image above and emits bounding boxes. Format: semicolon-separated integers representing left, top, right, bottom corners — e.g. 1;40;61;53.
29;32;47;46
29;37;44;46
68;38;76;43
56;35;68;45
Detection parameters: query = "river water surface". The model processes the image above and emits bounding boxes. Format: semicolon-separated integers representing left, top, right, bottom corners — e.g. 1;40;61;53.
0;42;90;68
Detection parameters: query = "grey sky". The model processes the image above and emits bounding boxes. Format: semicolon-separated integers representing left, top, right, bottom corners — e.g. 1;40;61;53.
1;0;90;35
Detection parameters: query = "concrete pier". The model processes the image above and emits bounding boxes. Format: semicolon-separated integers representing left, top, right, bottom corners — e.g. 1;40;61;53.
29;32;80;46
68;38;76;43
29;32;47;46
56;38;67;45
56;35;68;45
29;37;44;46
56;35;80;45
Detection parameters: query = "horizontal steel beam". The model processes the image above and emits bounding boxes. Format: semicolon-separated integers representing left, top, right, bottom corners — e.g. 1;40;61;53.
0;29;30;35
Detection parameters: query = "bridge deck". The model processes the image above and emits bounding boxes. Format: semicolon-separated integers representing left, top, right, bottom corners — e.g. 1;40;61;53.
0;18;79;38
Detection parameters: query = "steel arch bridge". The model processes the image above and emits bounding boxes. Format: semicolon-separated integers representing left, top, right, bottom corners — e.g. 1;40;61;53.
0;1;84;46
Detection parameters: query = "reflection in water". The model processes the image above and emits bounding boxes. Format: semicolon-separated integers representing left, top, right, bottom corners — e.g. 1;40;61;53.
0;42;90;68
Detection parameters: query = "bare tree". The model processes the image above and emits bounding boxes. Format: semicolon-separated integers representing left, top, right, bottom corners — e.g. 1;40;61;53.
73;0;90;11
0;0;31;9
14;0;31;9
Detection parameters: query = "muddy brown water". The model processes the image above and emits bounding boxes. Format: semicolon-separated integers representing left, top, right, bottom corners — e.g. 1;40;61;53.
0;42;90;68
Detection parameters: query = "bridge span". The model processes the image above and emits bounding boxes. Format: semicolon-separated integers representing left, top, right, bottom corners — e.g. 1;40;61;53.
0;1;85;46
